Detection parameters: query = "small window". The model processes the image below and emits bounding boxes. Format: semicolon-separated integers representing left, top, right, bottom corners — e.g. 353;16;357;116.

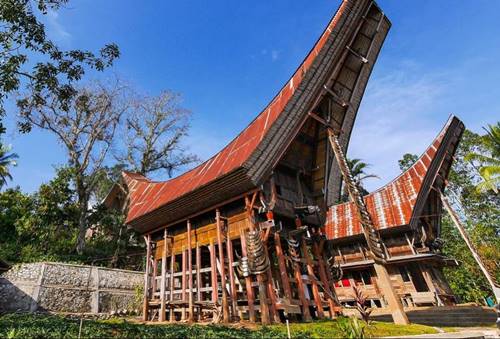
399;267;411;282
361;270;372;285
352;271;363;286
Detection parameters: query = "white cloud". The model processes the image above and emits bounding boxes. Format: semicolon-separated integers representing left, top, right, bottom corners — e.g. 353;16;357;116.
347;61;454;191
46;10;71;43
271;49;280;61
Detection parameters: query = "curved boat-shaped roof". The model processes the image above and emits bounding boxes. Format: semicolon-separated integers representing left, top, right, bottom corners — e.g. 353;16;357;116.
325;116;464;240
121;0;390;232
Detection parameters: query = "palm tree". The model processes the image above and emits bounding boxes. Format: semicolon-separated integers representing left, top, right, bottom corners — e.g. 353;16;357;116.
465;122;500;193
341;158;379;201
0;144;18;188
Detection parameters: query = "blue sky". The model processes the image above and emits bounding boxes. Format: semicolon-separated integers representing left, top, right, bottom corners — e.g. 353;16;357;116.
5;0;500;192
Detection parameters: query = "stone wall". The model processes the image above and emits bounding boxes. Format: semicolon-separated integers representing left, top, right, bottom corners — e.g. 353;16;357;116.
0;262;143;314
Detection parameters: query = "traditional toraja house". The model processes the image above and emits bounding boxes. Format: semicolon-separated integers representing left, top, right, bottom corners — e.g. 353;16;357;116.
325;116;464;309
106;0;464;325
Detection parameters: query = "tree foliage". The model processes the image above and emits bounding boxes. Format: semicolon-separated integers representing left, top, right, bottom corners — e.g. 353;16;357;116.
398;153;418;172
115;90;198;177
398;127;500;303
0;144;18;188
18;80;129;254
0;0;119;134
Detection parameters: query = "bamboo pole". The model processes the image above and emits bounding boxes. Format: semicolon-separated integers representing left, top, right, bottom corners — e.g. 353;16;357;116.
142;234;151;321
216;209;230;322
160;230;168;321
187;220;194;321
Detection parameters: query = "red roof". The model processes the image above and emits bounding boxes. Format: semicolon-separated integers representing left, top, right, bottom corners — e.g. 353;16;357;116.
325;116;464;240
124;1;352;225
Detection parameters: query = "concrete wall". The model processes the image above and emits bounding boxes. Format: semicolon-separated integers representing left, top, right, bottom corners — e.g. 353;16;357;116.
0;262;143;314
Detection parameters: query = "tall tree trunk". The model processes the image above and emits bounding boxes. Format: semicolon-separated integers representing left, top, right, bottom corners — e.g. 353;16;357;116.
75;177;89;255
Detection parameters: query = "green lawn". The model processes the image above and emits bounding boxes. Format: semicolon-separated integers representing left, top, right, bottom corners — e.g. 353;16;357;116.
0;313;439;338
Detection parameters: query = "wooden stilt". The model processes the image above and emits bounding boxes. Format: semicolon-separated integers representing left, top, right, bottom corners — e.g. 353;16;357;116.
313;241;336;318
226;237;237;319
152;258;158;304
274;233;292;301
302;241;324;319
239;227;256;322
293;261;312;321
169;251;175;322
142;234;151;321
187;220;194;322
160;230;168;321
209;240;218;319
245;195;270;324
181;247;187;321
264;244;281;323
216;209;230;322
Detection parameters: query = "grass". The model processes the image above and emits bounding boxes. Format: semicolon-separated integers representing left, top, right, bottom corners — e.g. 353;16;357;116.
262;318;439;338
0;313;439;338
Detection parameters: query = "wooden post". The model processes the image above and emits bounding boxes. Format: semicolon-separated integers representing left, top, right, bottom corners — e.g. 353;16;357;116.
181;247;187;321
313;241;337;318
245;195;271;324
227;237;238;319
264;244;281;323
159;229;168;321
196;242;202;302
216;209;230;322
209;240;218;319
302;241;324;319
239;227;256;322
187;220;194;322
274;233;293;301
293;260;312;321
169;251;175;322
142;234;151;321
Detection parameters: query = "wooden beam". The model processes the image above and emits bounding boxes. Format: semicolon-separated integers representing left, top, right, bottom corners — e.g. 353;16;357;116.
187;220;194;322
169;250;175;322
293;260;311;321
142;235;152;321
227;237;237;319
216;209;230;322
159;229;168;321
181;247;187;321
264;244;281;323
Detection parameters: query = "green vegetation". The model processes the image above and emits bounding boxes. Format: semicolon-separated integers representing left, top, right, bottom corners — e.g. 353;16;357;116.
399;127;500;303
0;313;439;339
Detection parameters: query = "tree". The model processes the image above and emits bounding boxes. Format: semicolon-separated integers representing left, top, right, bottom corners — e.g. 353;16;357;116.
115;90;198;177
465;122;500;193
341;158;378;201
398;129;500;303
398;153;418;172
18;81;129;254
0;0;119;134
0;144;18;188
